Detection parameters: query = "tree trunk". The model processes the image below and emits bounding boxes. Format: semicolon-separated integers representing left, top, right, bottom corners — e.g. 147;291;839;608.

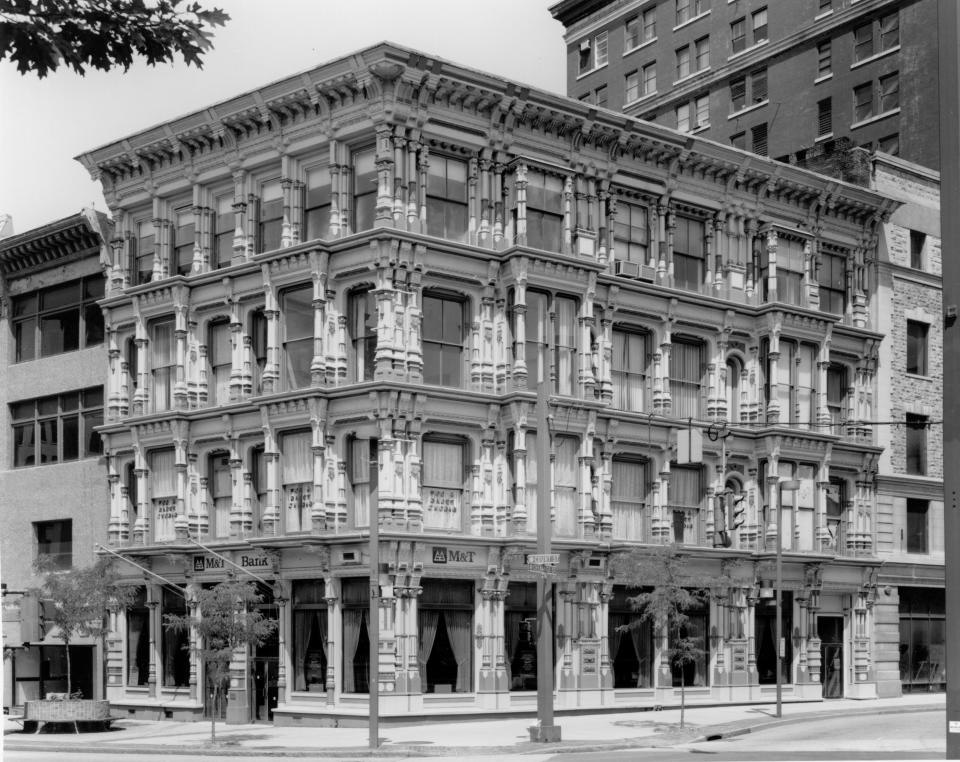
65;640;73;696
210;682;217;742
680;668;686;729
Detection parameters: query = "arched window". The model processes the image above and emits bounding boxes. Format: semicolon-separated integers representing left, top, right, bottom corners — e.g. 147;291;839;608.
726;357;742;422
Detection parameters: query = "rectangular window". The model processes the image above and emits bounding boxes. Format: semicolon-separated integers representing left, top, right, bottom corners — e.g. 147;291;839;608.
426;155;468;242
283;284;314;390
162;586;189;687
595;31;609;67
854;81;873;121
282;430;313;533
418;579;474;693
767;339;816;427
767;237;805;307
878;133;900;155
676;0;691;25
152;319;175;412
594;85;608;108
578;31;608;73
209;452;232;538
554;435;578;537
910;230;926;269
670;338;703;419
818;0;833;12
676;101;691;132
642;62;657;95
612;459;646;539
676;45;690;79
612;330;647;412
751;68;768;102
35;519;72;570
880;12;900;50
819;249;846;314
880;72;899;112
907;320;928;376
694;36;709;71
353;147;377;232
523;291;548;390
673;215;705;290
730;77;746;111
752;7;768;43
826;364;847;426
627;8;656;48
731;18;746;53
207;321;232;405
213;193;234;269
349;289;377;382
423;438;465;531
348;437;378;528
151;447;177;542
172;206;195;276
524;171;563;251
12;275;104;362
292;580;328;692
818;40;832;77
304;166;331;242
555;296;578;396
614;200;649;263
694;94;710;128
752;122;768;156
731;132;746;150
625;71;640;103
818;97;832;137
906;499;928;553
642;7;656;41
669;464;702;545
906;414;927;475
625;15;640;49
854;24;873;62
133;219;155;284
423;294;464;387
258;179;283;253
126;587;149;686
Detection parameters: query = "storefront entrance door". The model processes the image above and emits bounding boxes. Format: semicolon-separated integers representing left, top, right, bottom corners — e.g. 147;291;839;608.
252;657;278;723
818;616;843;698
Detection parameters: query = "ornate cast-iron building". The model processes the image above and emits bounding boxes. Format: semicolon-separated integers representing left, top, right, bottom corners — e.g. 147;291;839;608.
75;43;902;724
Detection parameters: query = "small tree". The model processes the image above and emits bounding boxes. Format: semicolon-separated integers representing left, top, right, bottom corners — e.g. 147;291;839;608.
0;0;229;78
613;544;728;728
32;557;136;697
164;579;277;742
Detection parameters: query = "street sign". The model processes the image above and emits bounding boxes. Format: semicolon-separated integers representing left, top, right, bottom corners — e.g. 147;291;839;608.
525;553;559;566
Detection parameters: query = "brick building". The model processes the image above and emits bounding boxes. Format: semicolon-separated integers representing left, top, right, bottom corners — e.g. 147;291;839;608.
62;43;922;724
1;211;112;710
550;0;940;170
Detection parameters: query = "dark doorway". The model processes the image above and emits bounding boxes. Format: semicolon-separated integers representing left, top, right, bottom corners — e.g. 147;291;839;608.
755;591;793;685
818;615;844;698
251;600;279;722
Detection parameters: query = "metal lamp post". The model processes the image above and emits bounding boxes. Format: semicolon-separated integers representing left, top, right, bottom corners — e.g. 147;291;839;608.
776;479;801;719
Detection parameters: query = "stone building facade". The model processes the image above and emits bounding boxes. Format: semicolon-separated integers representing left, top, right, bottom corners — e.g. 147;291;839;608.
74;43;903;724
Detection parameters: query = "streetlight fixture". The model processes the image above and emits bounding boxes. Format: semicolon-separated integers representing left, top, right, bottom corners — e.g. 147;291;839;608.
776;479;801;719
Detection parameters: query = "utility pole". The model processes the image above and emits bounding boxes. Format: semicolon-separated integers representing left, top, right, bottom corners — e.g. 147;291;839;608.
369;440;380;751
532;378;561;742
938;0;960;757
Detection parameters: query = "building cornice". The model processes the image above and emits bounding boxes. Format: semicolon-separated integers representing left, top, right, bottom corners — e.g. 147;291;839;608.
0;209;111;277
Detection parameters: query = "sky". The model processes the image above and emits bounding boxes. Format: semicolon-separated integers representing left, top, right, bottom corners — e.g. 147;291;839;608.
0;0;568;234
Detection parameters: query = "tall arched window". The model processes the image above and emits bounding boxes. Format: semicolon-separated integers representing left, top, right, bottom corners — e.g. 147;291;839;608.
725;357;741;422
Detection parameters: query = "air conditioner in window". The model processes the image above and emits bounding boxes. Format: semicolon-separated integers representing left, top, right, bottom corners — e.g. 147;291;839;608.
638;264;656;282
580;39;592;53
614;260;641;278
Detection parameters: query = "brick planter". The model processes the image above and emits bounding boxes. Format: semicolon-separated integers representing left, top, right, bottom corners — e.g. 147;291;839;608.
25;699;111;722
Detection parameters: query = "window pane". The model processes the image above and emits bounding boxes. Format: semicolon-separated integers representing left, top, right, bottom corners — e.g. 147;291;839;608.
15;318;37;361
14;423;35;466
62;415;79;461
40;311;80;356
83;410;103;456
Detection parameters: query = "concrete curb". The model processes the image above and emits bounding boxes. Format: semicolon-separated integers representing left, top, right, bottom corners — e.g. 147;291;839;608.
2;702;941;757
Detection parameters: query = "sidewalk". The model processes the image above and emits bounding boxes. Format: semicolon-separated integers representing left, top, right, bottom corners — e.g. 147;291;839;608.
3;693;945;757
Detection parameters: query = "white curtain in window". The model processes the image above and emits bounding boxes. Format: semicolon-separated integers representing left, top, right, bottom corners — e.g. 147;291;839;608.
294;611;313;691
445;610;473;693
152;322;175;411
417;610;440;689
209;322;232;405
671;340;702;418
612;459;645;539
670;465;701;507
797;345;815;427
555;298;577;396
152;449;177;495
523;433;539;535
351;438;371;527
282;432;313;532
504;611;525;688
342;609;367;693
613;331;645;411
126;611;145;686
554;436;578;537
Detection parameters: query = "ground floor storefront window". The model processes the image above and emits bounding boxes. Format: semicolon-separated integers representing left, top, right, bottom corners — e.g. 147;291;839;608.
292;580;327;692
755;591;792;686
608;585;654;688
341;578;369;693
162;586;189;688
126;586;149;686
899;587;945;693
418;579;473;693
670;600;709;687
505;582;543;691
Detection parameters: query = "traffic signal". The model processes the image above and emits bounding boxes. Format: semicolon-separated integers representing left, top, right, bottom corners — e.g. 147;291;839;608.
729;494;747;530
714;493;732;547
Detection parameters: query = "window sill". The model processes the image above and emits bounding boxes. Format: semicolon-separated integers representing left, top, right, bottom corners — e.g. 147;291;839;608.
692;124;711;134
814;9;834;21
623;37;657;56
905;372;932;381
851;45;900;70
673;10;711;32
673;67;711;87
728;39;769;61
850;107;900;130
728;99;769;120
576;62;609;81
815;132;834;142
814;73;833;84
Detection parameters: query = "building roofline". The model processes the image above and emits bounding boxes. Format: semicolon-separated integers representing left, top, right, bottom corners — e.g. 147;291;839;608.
0;209;111;276
74;41;897;221
871;151;941;183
